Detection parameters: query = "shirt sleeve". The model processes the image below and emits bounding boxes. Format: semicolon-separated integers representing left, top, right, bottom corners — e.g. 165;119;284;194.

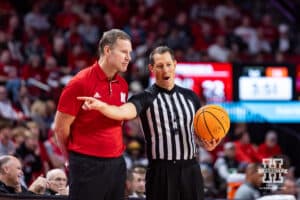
57;78;84;116
128;91;153;115
187;89;201;111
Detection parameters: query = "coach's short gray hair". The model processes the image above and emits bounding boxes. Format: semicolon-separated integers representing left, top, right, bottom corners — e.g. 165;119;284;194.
98;29;131;56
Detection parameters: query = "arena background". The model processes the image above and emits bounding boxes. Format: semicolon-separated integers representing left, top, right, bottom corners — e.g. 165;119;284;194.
0;0;299;199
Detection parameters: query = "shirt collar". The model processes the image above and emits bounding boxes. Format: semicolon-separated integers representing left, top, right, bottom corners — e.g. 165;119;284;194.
154;84;177;94
94;61;118;82
0;180;16;193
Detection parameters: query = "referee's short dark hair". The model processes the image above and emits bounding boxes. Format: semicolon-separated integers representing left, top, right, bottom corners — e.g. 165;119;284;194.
149;46;175;65
98;29;131;57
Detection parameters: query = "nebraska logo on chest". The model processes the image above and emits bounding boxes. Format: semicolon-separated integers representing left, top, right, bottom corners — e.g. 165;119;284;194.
120;92;126;103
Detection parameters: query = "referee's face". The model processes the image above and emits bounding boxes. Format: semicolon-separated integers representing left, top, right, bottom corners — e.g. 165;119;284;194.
149;52;177;91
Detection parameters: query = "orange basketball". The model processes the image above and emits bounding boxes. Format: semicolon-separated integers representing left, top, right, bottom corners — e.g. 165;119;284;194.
193;104;230;141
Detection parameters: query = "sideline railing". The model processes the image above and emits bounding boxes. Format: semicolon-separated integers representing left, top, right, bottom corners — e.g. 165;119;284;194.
0;194;67;200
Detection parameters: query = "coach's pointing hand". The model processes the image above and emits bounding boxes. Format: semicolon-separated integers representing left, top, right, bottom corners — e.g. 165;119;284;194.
77;96;107;111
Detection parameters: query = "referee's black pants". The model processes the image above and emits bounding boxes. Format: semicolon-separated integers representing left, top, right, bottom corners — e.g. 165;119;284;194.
68;151;126;200
146;158;204;200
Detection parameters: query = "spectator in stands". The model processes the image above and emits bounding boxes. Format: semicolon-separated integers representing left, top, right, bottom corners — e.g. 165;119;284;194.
272;23;295;54
258;130;282;159
0;155;47;194
166;27;190;51
190;0;215;20
44;126;66;169
67;43;90;74
278;178;298;198
296;179;300;200
0;85;20;121
257;14;278;44
201;163;218;198
124;140;148;170
22;55;49;98
214;0;241;21
6;14;24;63
55;0;79;31
214;142;240;181
208;35;230;62
234;163;263;200
30;100;48;140
126;165;146;199
0;48;19;84
230;123;248;141
77;13;100;52
24;2;50;31
45;168;68;196
184;47;201;62
11;126;26;149
51;35;68;71
15;130;43;185
12;83;31;119
234;131;263;163
123;15;145;47
25;120;50;176
0;121;15;156
24;36;45;59
234;15;258;55
252;27;272;55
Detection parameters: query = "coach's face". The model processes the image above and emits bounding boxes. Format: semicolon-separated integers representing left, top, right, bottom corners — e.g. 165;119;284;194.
107;38;132;73
149;52;177;91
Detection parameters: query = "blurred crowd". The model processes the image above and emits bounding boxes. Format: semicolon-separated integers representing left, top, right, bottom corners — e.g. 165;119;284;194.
0;0;299;199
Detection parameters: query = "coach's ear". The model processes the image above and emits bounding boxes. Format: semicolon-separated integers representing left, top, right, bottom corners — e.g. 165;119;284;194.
103;45;111;56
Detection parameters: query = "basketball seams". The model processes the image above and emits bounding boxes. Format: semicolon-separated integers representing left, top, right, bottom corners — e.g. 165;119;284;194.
193;110;202;136
204;105;230;132
194;105;230;142
204;110;226;135
206;106;230;130
204;105;228;115
203;111;216;140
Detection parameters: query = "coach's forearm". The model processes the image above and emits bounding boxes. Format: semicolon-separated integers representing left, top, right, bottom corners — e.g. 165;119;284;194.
54;128;70;157
53;111;75;157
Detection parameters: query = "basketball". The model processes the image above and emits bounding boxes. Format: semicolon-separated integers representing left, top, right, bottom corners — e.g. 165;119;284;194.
193;104;230;141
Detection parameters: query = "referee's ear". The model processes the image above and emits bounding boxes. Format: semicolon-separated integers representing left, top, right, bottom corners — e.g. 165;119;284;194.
174;60;177;68
148;64;154;73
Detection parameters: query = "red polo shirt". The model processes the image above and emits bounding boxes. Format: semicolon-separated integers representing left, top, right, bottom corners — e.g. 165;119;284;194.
57;62;128;157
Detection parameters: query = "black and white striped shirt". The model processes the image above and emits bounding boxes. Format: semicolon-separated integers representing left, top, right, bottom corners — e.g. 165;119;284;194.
128;84;201;161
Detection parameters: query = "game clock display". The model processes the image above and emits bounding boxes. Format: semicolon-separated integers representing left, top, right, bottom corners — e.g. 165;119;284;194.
235;64;294;101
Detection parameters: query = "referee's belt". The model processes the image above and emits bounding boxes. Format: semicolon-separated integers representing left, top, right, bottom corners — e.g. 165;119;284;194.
148;158;197;166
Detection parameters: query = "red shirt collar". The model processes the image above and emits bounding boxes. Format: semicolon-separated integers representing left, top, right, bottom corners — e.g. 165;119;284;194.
94;61;118;81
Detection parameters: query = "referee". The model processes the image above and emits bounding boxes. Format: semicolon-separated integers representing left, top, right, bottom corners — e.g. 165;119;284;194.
78;46;220;200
